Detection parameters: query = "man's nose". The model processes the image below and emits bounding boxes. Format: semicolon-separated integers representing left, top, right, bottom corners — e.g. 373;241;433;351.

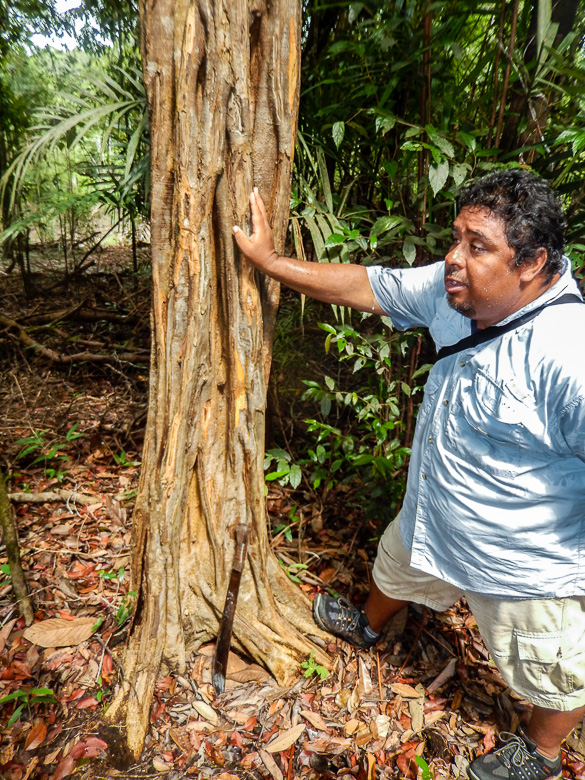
446;242;465;268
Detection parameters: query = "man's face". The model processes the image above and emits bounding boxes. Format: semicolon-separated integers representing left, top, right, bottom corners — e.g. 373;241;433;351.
444;206;526;329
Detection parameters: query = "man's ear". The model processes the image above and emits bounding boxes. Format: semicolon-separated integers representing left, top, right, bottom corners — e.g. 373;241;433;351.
519;248;547;282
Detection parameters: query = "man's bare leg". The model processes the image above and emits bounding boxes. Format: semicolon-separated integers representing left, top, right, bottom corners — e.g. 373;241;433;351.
525;704;585;758
363;580;409;634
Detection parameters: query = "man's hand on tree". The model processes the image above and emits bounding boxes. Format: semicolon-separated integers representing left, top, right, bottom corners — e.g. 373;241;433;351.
233;188;279;271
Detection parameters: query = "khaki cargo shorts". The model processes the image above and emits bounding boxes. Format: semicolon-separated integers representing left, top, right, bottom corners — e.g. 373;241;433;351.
372;514;585;712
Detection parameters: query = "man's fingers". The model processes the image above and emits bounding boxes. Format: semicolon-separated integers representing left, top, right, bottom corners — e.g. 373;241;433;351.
232;225;252;255
254;187;270;222
250;191;264;234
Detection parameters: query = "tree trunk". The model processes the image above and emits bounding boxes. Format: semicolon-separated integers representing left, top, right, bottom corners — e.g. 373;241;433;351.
106;0;329;757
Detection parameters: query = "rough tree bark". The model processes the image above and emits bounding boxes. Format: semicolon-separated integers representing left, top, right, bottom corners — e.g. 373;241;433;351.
106;0;330;756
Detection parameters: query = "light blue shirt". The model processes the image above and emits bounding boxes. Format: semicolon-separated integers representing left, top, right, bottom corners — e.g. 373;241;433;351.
367;259;585;598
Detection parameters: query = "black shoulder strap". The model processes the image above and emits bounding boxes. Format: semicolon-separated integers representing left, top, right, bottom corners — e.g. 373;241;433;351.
436;293;584;361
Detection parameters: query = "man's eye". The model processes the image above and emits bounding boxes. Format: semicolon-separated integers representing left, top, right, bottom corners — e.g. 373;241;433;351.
471;244;484;252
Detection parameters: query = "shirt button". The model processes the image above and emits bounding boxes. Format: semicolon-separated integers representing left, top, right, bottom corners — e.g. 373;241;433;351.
428;437;434;444
422;474;427;480
460;360;466;367
443;399;449;406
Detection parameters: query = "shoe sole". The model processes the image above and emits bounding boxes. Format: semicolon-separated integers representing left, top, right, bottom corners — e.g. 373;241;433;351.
466;765;561;780
312;594;330;634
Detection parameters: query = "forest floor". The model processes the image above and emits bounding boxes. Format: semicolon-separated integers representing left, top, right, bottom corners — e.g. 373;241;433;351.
0;251;584;780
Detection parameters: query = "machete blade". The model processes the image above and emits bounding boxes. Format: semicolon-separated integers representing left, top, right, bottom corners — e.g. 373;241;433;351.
212;524;248;695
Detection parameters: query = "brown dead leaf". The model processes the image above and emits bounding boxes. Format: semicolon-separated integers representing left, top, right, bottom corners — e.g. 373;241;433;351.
53;755;76;780
192;700;219;725
408;695;425;733
23;617;97;648
152;756;172;771
300;710;328;732
343;719;361;737
228;664;272;684
358;656;373;696
259;749;284;780
22;756;40;780
366;753;376;780
0;618;17;655
25;721;47;750
390;683;421;699
264;723;306;753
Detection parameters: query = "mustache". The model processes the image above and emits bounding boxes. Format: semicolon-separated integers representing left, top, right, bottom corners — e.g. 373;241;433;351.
444;265;467;284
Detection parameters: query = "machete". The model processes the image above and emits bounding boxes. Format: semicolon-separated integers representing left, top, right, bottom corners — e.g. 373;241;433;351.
212;523;249;695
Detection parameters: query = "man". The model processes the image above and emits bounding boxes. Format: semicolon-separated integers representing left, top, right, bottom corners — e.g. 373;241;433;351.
233;169;585;780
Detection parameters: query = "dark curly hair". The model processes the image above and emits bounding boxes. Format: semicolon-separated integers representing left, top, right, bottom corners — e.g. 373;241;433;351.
457;169;566;283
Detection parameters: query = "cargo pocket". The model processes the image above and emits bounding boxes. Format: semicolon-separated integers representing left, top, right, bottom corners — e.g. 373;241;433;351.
516;632;584;697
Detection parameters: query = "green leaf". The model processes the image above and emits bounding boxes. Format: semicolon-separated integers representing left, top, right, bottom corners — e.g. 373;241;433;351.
289;465;302;489
451;163;468;188
332;121;345;149
403;237;416;266
324;233;346;246
370;215;402;239
375;115;396;136
7;703;25;728
265;470;290;482
414;755;432;780
429;161;449;196
0;690;28;705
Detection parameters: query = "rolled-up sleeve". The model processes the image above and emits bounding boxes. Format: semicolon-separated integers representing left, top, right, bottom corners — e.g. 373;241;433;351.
367;261;445;329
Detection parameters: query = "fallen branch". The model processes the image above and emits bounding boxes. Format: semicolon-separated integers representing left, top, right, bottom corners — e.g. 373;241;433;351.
0;472;34;625
22;306;133;326
9;489;101;506
0;313;148;365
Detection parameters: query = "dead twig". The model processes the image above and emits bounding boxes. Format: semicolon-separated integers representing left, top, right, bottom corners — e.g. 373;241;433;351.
9;489;100;505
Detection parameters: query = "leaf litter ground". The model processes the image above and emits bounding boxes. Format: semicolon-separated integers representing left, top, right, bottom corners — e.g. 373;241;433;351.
0;261;584;780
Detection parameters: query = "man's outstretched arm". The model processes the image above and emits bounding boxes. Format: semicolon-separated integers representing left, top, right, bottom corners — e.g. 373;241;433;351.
233;188;385;315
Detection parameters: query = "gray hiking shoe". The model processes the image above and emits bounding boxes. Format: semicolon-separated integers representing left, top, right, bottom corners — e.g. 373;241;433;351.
313;593;380;649
467;726;562;780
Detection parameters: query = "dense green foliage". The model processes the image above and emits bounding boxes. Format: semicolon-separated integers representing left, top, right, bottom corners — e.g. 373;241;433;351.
266;0;585;523
0;0;144;287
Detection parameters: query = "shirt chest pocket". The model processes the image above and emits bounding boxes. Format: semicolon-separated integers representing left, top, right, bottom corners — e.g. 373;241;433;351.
446;370;543;477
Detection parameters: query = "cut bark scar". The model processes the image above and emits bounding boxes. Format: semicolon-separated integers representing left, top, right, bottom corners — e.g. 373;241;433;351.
288;18;298;112
234;350;246;426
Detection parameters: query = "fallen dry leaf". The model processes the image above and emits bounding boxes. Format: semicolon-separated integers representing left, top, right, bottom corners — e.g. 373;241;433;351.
23;617;97;648
228;664;272;684
24;720;47;750
390;682;422;698
259;749;284;780
300;709;328;731
192;700;219;725
0;618;17;655
152;756;172;771
264;723;306;753
53;755;76;780
22;756;40;780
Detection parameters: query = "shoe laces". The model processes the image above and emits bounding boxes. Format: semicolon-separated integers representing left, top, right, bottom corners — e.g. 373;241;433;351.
335;597;361;631
494;732;539;771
